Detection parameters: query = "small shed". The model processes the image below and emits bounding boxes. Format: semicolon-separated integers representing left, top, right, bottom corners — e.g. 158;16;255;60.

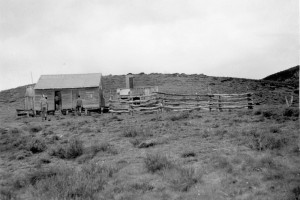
34;73;105;112
116;75;158;100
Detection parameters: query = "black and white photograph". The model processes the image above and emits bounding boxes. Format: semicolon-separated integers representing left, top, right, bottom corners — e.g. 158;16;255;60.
0;0;299;199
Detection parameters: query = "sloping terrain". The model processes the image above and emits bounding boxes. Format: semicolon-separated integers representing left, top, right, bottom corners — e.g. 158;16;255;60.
1;71;298;122
0;69;299;200
263;65;299;83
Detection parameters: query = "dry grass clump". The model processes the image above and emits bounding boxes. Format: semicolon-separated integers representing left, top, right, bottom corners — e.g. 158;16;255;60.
0;130;47;155
144;153;174;173
123;126;140;137
27;137;47;154
29;124;43;133
243;129;289;151
49;137;83;159
78;142;118;163
144;153;200;192
260;107;299;122
181;150;196;158
292;186;300;200
11;163;117;200
163;167;200;192
123;126;153;138
211;155;234;173
168;112;190;121
253;132;289;151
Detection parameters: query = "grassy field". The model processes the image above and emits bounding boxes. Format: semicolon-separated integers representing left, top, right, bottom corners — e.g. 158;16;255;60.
0;105;299;200
0;72;299;199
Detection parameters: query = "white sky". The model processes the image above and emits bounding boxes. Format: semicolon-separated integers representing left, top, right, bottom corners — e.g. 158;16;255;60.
0;0;299;91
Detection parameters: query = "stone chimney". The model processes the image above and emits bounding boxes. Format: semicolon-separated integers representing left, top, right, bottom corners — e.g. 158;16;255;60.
126;74;134;89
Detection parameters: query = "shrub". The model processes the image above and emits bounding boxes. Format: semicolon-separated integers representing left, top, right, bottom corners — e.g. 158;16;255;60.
262;170;285;181
78;142;117;163
49;138;83;159
169;112;190;121
292;186;300;200
283;107;299;117
212;155;233;173
0;187;16;200
260;134;288;150
29;125;43;133
90;142;117;155
15;163;117;199
27;138;47;153
123;127;139;137
249;131;289;151
129;138;143;147
144;153;173;173
49;145;66;159
13;150;32;160
269;126;281;133
257;155;278;169
10;127;20;134
65;138;84;159
129;182;154;192
163;167;199;192
181;151;196;158
253;109;262;115
262;110;275;119
123;126;153;138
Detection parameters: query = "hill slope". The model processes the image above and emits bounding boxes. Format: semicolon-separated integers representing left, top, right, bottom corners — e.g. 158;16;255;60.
263;65;299;83
0;72;299;122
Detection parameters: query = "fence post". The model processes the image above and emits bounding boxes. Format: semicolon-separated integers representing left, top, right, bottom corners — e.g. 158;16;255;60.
218;95;222;112
209;95;212;112
247;93;253;109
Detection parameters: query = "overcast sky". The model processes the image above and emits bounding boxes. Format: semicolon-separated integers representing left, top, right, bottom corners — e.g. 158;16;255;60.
0;0;299;91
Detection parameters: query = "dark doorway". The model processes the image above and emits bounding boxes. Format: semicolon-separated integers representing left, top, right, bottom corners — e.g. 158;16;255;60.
54;91;62;110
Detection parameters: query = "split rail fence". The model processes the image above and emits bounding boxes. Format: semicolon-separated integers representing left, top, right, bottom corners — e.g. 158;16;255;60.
108;92;254;114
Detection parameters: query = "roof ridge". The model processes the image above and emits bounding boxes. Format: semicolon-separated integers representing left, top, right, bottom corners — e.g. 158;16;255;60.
41;73;101;76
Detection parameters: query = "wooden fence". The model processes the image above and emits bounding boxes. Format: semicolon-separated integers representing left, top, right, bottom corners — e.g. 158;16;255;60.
108;92;254;114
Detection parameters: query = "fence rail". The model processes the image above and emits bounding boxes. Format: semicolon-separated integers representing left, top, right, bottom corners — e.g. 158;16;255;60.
108;92;254;114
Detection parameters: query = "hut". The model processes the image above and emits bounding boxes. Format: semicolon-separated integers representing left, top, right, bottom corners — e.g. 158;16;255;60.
34;73;105;113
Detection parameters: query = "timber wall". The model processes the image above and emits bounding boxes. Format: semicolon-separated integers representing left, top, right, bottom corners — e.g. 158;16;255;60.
34;87;99;110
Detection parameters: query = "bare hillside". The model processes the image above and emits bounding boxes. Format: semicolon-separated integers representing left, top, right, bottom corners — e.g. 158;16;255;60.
1;72;298;122
263;65;299;83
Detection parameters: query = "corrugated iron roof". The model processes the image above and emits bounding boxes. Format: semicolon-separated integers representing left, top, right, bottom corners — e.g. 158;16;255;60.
34;73;101;89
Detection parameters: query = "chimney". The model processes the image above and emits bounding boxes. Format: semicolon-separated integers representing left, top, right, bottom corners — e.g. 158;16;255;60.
126;74;134;89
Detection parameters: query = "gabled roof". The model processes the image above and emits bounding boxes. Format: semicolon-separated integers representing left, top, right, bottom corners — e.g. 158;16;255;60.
34;73;101;89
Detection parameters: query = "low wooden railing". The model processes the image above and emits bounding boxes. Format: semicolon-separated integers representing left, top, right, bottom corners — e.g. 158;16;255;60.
108;92;254;114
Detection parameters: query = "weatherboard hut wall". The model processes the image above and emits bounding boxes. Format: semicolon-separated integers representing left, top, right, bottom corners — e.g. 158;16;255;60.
34;89;55;110
71;87;100;109
34;87;100;111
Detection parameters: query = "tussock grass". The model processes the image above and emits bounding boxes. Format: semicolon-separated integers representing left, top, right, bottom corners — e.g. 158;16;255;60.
168;112;190;121
27;137;47;153
12;163;117;200
77;142;118;163
163;167;200;192
123;126;153;138
243;129;289;151
181;150;196;158
29;124;43;133
144;153;173;173
283;107;299;117
49;137;83;159
0;187;16;200
212;155;233;173
0;132;47;154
